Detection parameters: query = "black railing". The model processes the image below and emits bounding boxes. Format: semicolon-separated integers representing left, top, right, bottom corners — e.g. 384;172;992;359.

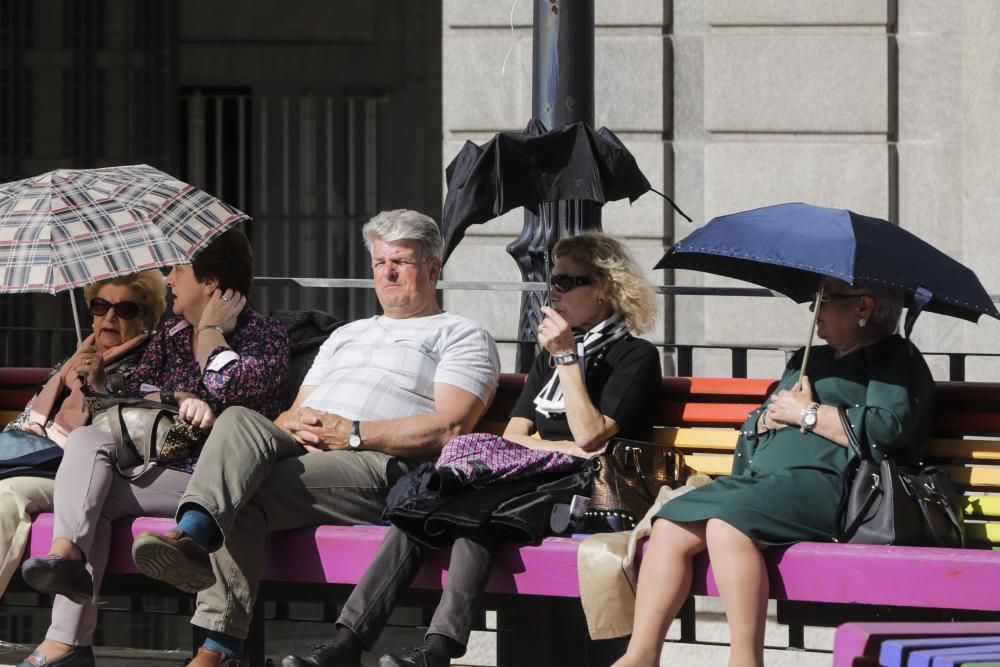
3;280;998;381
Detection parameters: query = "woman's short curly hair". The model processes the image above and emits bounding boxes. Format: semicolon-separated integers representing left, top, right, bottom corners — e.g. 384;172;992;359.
553;233;657;333
83;269;168;331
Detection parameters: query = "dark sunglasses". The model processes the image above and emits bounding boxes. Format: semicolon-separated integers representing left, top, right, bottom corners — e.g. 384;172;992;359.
550;274;593;294
89;297;143;320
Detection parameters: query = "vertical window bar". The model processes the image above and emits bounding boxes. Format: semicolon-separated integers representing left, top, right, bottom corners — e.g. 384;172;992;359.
347;97;358;319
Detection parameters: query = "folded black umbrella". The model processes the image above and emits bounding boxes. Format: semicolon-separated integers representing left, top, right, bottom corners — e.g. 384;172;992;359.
442;119;687;262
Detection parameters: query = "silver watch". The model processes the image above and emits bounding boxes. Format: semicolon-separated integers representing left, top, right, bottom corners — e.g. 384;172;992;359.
800;402;820;433
551;352;579;366
348;420;363;450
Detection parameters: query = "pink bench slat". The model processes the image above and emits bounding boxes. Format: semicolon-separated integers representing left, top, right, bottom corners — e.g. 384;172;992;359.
690;542;1000;612
28;515;1000;609
27;514;584;597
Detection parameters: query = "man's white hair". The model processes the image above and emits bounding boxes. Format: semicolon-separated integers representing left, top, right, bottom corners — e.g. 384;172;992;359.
362;209;443;260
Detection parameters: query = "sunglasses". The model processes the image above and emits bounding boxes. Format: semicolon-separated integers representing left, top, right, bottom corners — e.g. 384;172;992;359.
550;274;593;294
89;297;143;320
808;292;869;312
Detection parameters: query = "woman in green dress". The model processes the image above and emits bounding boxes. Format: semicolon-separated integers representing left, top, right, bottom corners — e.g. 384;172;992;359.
613;277;934;667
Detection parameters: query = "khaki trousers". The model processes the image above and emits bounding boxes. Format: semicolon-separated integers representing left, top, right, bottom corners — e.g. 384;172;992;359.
0;476;55;597
181;407;401;638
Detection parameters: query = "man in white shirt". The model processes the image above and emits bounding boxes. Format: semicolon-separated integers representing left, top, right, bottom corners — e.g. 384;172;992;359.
132;209;500;667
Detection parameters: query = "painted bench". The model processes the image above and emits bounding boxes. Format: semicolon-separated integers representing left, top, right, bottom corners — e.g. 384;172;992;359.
833;622;1000;667
3;368;1000;666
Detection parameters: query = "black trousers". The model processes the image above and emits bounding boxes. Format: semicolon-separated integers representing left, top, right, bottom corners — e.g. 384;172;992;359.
336;526;495;652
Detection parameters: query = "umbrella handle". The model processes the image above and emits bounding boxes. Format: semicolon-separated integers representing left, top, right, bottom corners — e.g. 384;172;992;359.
69;289;84;347
796;285;824;392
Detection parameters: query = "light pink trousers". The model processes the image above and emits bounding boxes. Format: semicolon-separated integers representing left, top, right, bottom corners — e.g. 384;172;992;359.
46;425;191;646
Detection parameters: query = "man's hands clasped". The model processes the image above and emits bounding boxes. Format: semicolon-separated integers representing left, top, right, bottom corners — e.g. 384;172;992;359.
277;407;353;452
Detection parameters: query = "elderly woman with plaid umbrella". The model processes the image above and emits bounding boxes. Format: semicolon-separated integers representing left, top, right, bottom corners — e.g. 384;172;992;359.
0;269;167;600
16;228;289;667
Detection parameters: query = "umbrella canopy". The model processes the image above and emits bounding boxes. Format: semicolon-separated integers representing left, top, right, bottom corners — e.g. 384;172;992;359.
442;119;680;262
0;164;249;294
656;202;999;334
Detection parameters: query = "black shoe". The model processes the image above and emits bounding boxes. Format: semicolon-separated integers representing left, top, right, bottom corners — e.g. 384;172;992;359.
20;557;93;605
17;645;95;667
378;645;450;667
281;640;361;667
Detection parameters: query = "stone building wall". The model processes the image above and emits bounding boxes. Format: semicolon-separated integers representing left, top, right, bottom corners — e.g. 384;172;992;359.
441;1;1000;378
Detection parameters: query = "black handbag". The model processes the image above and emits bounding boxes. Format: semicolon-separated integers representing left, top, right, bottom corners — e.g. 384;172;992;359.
836;407;964;548
581;438;680;533
84;387;208;479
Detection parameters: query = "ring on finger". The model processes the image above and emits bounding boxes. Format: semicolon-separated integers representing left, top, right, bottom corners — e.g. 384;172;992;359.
221;294;232;303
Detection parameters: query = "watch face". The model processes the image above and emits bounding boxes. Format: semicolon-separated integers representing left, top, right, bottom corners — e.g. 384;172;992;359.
349;434;362;449
804;412;818;427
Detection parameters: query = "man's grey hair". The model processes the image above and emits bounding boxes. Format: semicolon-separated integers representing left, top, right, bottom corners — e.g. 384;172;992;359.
856;281;905;335
362;209;443;261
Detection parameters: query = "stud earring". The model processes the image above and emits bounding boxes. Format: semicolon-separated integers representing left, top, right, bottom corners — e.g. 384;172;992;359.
858;318;867;328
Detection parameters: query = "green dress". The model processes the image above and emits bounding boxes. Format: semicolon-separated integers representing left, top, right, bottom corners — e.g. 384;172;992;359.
658;334;934;545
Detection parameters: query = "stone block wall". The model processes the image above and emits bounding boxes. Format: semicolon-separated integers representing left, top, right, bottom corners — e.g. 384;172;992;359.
442;0;1000;378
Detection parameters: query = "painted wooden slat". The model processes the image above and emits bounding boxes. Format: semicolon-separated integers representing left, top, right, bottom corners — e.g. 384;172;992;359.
650;427;739;449
834;622;1000;667
965;496;1000;519
928;439;1000;462
683;453;734;477
0;410;21;428
943;466;1000;491
964;523;1000;546
880;637;1000;667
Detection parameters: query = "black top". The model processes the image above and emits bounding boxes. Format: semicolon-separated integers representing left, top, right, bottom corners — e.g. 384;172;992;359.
510;334;662;442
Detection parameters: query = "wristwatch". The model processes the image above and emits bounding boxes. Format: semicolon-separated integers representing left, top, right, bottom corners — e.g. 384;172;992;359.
800;402;820;433
551;352;579;366
348;420;363;450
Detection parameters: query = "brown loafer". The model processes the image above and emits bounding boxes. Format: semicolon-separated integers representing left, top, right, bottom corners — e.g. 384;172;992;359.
186;647;248;667
131;529;216;593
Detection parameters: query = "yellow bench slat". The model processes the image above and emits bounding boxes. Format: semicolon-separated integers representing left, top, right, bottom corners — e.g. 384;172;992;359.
927;438;1000;461
651;427;739;450
964;522;1000;546
649;430;1000;463
965;495;1000;519
943;466;1000;490
682;453;734;477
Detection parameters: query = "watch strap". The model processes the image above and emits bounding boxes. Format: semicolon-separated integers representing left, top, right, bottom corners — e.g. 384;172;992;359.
349;420;363;449
551;352;579;366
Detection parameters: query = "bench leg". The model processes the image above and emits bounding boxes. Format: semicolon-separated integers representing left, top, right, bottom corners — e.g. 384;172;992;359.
678;596;697;642
246;599;268;667
496;598;623;667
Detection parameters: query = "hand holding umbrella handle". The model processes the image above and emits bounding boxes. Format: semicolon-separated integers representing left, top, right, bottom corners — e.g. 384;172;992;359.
796;286;825;392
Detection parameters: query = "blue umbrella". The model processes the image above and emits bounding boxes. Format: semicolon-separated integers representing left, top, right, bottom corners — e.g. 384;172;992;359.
656;202;1000;337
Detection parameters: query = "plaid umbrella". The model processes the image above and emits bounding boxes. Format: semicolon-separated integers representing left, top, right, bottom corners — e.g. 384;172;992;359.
0;164;249;342
0;164;248;294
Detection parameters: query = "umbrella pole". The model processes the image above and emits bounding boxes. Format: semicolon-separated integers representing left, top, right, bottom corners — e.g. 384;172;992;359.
69;289;83;347
796;285;825;391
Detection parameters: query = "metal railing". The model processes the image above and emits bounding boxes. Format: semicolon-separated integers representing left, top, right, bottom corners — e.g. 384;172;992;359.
3;280;998;381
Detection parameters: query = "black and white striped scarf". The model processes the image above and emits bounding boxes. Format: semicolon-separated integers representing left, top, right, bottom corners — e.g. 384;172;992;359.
533;315;629;417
